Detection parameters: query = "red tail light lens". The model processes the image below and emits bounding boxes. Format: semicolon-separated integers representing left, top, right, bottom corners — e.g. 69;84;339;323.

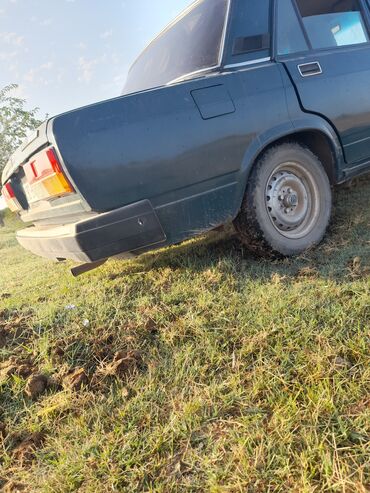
46;148;62;173
1;182;21;212
23;147;74;202
3;182;15;200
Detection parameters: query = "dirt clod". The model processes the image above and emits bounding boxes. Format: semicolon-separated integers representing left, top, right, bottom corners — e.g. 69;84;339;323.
144;318;158;334
0;329;8;348
46;376;63;392
51;343;65;362
91;350;142;390
0;365;15;381
112;350;141;375
0;360;33;383
25;374;48;400
54;345;65;357
63;368;89;391
104;350;141;378
87;331;117;362
0;314;32;349
0;422;7;439
11;432;45;465
17;364;34;378
333;356;351;370
3;480;27;492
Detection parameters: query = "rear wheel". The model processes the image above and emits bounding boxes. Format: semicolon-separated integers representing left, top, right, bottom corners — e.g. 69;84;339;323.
234;143;332;256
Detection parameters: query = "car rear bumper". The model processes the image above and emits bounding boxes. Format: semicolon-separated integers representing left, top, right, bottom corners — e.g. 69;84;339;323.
17;200;167;263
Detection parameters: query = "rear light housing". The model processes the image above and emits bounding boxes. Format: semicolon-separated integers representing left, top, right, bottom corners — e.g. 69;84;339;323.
1;147;74;212
23;147;74;203
1;182;21;212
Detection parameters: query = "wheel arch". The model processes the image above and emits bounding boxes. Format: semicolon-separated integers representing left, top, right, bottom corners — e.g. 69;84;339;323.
233;119;345;219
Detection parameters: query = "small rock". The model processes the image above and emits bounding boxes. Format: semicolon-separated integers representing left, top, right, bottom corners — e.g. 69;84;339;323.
82;319;90;328
25;374;48;400
63;368;88;391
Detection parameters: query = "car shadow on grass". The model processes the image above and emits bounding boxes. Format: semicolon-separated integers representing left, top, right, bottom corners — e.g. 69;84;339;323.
110;176;370;284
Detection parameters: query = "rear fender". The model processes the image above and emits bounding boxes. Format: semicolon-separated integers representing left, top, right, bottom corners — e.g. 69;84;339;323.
233;115;345;217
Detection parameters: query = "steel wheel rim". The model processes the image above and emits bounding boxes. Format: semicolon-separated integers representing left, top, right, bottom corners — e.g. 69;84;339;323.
265;162;321;239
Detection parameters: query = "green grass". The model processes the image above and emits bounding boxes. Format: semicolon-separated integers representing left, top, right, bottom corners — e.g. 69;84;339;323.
0;179;369;493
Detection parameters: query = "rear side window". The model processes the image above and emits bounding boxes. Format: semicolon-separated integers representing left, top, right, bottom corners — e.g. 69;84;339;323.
226;0;271;63
295;0;370;49
123;0;229;94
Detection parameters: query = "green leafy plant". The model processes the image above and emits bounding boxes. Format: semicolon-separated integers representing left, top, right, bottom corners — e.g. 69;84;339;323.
0;84;43;175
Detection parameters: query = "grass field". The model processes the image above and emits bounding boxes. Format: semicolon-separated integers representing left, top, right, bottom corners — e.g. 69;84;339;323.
0;178;369;492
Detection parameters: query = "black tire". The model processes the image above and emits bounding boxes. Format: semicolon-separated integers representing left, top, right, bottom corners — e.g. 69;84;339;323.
234;143;332;256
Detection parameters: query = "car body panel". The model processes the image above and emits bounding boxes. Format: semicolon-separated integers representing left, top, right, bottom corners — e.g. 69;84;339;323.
48;62;292;244
278;0;370;166
282;46;370;165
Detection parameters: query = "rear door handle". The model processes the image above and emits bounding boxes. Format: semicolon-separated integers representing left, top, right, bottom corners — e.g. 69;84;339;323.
298;62;322;77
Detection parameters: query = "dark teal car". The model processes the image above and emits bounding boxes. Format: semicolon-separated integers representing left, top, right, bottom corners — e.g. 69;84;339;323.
2;0;370;274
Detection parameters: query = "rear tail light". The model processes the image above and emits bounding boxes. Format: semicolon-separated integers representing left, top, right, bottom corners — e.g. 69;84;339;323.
1;147;74;212
23;147;74;202
1;182;21;212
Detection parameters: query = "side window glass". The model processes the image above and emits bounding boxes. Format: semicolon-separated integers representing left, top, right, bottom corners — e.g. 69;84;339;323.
295;0;370;49
277;0;309;55
227;0;271;63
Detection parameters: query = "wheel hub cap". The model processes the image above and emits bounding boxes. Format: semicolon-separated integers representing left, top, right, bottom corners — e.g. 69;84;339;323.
283;192;298;208
266;169;311;232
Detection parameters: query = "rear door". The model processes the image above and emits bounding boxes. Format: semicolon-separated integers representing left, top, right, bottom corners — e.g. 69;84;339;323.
276;0;370;168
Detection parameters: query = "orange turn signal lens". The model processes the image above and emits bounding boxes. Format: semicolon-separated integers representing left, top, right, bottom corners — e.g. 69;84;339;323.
42;173;73;196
